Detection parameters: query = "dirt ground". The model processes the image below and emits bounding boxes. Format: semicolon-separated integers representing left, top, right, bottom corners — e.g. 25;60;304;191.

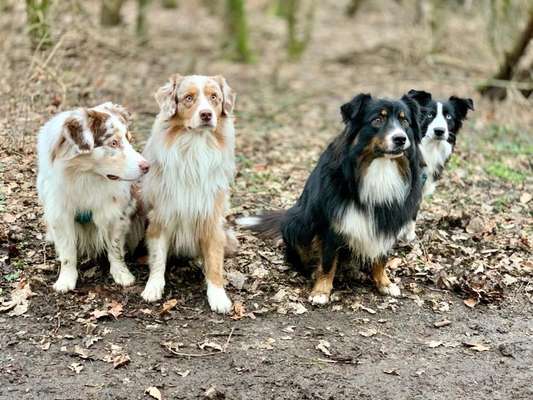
0;1;532;399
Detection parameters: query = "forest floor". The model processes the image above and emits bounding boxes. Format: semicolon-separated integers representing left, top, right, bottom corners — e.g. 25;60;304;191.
0;1;532;399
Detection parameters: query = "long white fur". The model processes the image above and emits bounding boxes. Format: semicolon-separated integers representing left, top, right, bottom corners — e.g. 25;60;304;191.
37;104;145;292
140;76;235;313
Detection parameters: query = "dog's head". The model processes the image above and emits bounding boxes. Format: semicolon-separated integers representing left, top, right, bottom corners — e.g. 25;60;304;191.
340;93;421;159
154;74;236;130
408;89;474;143
56;102;149;181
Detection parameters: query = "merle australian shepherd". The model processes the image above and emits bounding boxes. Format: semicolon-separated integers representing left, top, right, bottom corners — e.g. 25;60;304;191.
397;90;474;242
239;93;424;305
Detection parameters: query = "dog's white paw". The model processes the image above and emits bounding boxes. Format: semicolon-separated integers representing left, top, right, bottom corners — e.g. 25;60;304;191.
207;282;232;314
308;292;330;305
110;264;135;287
378;283;401;297
53;270;78;293
141;277;165;302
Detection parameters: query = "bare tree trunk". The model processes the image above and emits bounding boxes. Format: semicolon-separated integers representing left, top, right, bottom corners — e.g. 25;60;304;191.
161;0;177;8
480;8;533;100
26;0;52;50
224;0;253;63
286;0;316;60
100;0;125;26
136;0;150;43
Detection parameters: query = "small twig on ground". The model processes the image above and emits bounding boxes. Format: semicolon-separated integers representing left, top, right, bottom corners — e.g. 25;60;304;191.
223;327;235;353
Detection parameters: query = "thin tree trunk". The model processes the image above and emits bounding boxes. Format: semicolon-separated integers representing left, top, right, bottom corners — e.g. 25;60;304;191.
346;0;364;18
480;8;533;100
286;0;316;60
100;0;125;26
224;0;253;63
136;0;150;43
161;0;177;8
26;0;52;50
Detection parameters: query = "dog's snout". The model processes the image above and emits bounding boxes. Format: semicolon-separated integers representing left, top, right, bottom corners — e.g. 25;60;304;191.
392;134;407;147
139;160;150;174
200;110;212;122
434;128;445;137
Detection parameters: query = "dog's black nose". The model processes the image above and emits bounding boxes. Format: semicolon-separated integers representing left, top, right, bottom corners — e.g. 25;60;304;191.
200;110;212;122
393;135;407;147
434;128;445;137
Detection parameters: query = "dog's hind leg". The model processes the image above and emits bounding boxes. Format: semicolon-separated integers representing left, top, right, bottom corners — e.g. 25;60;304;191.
371;258;401;297
141;221;170;302
51;220;78;293
107;219;135;287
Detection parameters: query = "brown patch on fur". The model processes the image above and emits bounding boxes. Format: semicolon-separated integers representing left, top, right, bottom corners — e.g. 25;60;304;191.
394;155;410;178
211;75;235;116
357;136;382;175
51;136;66;163
199;191;227;287
213;120;226;148
87;110;110;146
296;237;320;266
371;259;392;290
164;117;186;148
146;220;162;240
64;117;90;151
126;131;133;143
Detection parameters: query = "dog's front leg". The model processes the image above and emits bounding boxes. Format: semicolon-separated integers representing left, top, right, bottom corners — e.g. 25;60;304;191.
371;257;401;297
309;232;339;305
200;224;232;314
51;220;78;292
107;218;135;287
141;221;169;302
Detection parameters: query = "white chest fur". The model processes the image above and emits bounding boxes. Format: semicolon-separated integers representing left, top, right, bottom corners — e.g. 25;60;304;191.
334;158;408;260
420;137;452;196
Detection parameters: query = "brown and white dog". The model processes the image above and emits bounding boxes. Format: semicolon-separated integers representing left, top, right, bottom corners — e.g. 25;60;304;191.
140;74;237;314
37;102;150;292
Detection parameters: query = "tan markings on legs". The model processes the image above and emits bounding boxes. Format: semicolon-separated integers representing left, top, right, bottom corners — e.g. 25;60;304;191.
371;259;401;297
309;253;337;305
199;191;227;288
146;220;161;240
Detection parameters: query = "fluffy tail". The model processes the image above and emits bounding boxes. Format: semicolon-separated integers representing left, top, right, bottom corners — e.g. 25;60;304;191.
236;210;286;240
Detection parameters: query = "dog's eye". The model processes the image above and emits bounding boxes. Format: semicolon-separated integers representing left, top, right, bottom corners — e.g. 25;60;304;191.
110;139;120;148
185;95;194;102
371;117;384;127
210;94;218;101
445;114;452;120
427;113;433;119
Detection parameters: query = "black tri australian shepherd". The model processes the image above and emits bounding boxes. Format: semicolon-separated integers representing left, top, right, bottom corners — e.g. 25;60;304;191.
239;93;424;305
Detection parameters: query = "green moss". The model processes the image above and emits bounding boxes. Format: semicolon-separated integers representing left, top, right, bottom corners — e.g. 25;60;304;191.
485;162;526;183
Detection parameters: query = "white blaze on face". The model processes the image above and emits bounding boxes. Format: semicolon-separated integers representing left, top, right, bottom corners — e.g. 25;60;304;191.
426;102;449;141
384;121;410;156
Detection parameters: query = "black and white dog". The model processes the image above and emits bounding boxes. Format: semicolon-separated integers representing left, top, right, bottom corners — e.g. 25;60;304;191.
239;94;424;304
398;90;474;242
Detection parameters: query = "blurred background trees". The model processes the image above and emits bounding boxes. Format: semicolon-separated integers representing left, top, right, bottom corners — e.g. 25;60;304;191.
16;0;533;100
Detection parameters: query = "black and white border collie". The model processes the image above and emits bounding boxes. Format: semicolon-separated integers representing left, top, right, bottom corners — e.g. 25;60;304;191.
408;89;474;196
397;90;474;242
239;94;423;304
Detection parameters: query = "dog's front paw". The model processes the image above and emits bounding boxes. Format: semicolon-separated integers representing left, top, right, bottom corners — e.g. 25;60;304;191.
110;264;135;287
53;270;78;293
207;282;232;314
141;278;165;302
377;283;401;297
308;291;330;305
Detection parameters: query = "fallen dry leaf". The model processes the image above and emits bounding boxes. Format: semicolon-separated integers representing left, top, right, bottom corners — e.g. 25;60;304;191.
145;386;162;400
383;368;400;376
464;298;478;308
316;340;332;356
289;302;307;315
107;301;123;319
198;341;223;352
0;280;33;316
231;301;246;320
427;340;443;348
359;328;377;338
434;319;452;328
160;299;178;315
463;341;491;352
69;363;84;374
73;345;90;359
112;354;130;368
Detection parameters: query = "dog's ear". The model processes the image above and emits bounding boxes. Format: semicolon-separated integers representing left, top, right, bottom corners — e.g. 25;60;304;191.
407;89;432;107
340;93;371;124
449;96;474;120
154;74;183;119
401;95;422;144
98;102;132;125
62;111;94;153
213;75;236;116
